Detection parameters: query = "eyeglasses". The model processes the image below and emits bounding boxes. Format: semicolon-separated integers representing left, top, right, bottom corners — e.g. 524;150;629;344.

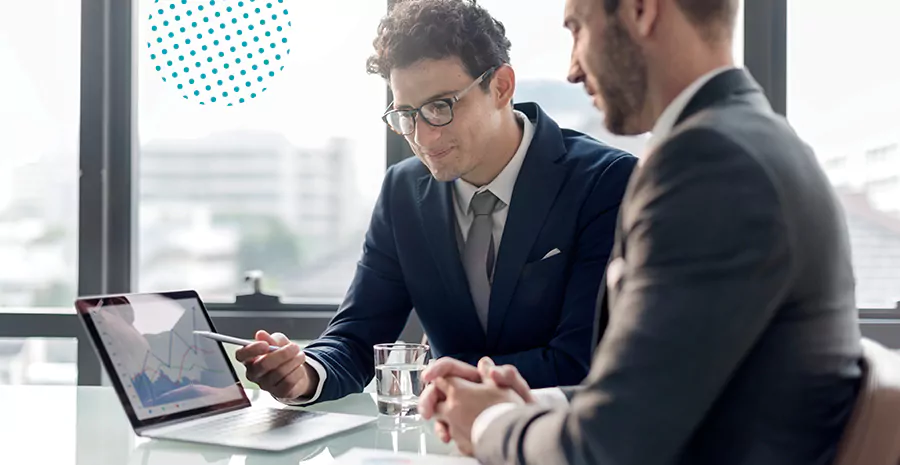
382;66;499;136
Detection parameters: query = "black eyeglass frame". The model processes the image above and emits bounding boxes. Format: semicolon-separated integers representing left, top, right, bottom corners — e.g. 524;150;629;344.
381;65;500;136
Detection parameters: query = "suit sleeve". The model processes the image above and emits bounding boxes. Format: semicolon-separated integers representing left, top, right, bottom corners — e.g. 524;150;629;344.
300;165;414;403
475;128;793;465
449;154;637;389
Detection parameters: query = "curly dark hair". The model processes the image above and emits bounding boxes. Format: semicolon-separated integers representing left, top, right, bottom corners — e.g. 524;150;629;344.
366;0;511;91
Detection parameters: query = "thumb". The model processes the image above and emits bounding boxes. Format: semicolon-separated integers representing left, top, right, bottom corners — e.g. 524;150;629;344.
433;376;454;397
477;357;496;384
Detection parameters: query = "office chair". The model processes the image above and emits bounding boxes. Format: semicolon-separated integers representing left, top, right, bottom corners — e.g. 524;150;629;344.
832;337;900;465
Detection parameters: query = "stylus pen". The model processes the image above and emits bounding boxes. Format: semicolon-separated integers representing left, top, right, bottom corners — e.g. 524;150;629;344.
193;330;281;352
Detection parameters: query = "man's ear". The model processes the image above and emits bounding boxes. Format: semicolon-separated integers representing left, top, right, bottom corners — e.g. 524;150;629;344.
621;0;659;39
491;64;516;108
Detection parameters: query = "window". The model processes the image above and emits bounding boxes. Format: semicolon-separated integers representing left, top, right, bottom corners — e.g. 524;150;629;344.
788;0;900;309
0;0;80;308
477;0;744;157
866;143;899;165
0;338;77;386
137;1;387;301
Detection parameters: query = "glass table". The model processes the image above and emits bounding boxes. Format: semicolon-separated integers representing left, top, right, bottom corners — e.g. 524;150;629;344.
0;385;458;464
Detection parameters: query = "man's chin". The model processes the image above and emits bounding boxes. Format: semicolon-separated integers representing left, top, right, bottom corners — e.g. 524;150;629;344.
428;167;462;183
602;110;647;137
591;94;606;113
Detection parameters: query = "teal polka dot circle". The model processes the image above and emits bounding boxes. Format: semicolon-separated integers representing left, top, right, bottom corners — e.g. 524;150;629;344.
147;0;290;105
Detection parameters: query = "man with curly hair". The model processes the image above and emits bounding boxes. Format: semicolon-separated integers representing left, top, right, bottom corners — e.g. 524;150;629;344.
235;0;636;406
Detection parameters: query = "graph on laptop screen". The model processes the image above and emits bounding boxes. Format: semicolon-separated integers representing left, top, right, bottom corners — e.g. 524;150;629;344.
87;294;244;420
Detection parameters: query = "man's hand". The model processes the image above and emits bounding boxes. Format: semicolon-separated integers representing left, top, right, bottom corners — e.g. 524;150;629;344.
421;357;533;418
235;330;318;400
420;357;533;451
431;375;526;456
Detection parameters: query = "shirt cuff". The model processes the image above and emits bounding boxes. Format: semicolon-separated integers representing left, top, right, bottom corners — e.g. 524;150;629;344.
530;387;569;408
274;354;326;406
470;387;569;446
472;402;519;446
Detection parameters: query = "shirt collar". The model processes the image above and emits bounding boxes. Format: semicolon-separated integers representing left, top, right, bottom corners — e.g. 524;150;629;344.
455;110;535;213
645;66;735;157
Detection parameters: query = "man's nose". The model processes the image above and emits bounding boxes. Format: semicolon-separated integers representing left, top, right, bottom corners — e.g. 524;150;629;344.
413;116;441;147
568;59;585;84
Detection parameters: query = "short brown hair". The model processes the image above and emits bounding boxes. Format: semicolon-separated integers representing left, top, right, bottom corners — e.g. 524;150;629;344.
366;0;511;90
604;0;739;41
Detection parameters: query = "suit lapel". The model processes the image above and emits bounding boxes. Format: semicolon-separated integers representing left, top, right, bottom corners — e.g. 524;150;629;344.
486;104;567;348
594;216;625;350
593;160;641;351
416;175;486;345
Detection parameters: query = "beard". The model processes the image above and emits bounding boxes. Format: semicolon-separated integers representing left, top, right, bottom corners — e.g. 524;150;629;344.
595;15;649;136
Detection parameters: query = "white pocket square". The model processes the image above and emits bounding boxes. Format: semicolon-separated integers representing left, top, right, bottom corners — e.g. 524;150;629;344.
541;248;562;260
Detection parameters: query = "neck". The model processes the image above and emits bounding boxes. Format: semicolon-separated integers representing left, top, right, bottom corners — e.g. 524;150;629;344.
461;110;523;187
644;40;734;131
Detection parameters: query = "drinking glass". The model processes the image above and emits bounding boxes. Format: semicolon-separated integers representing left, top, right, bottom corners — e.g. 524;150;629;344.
373;343;430;416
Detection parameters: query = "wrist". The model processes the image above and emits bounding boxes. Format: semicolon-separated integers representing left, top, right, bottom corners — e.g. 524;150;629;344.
298;362;319;398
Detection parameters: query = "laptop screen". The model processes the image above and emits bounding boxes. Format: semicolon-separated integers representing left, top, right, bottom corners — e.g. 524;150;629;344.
77;292;247;424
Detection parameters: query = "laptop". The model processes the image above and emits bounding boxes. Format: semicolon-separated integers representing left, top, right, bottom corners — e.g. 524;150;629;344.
75;289;376;451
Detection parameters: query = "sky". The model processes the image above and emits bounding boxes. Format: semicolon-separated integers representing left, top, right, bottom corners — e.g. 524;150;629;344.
2;0;899;206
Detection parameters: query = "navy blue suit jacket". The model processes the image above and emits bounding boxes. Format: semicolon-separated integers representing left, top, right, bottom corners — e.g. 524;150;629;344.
303;102;636;403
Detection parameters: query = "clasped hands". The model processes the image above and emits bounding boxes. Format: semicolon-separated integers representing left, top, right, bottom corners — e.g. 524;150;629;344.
418;357;533;456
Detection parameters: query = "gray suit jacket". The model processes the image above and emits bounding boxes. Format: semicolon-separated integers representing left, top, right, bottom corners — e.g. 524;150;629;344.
476;69;863;465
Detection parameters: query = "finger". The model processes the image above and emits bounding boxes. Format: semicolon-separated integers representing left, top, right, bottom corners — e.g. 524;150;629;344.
490;365;534;403
246;343;301;385
477;357;496;384
422;358;481;384
435;396;451;417
418;384;445;419
257;355;302;392
441;421;473;456
433;376;455;398
257;343;301;373
435;420;451;443
433;379;459;419
235;341;276;363
272;357;309;398
269;332;291;347
255;330;278;345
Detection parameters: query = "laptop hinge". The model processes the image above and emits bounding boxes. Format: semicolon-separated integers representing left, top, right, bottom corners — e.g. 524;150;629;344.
136;402;250;436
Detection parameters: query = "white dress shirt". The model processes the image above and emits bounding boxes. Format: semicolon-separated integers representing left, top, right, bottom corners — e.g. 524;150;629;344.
453;110;534;248
471;66;738;446
280;111;535;406
643;66;735;161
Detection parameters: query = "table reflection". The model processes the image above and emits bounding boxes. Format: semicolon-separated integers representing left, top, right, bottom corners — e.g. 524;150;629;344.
0;385;457;465
121;390;454;464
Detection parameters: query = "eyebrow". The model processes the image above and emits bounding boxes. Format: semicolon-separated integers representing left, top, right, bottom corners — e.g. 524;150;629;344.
395;90;457;110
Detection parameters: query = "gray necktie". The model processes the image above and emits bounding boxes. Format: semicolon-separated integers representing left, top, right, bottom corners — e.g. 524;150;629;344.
463;190;502;331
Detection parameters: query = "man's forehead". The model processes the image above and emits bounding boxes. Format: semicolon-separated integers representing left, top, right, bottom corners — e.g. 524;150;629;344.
389;59;470;107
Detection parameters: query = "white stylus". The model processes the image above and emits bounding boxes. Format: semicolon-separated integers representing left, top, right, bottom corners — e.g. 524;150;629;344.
193;330;280;352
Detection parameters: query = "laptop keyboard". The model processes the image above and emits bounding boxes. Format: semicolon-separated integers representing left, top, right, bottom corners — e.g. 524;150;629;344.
180;408;323;438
